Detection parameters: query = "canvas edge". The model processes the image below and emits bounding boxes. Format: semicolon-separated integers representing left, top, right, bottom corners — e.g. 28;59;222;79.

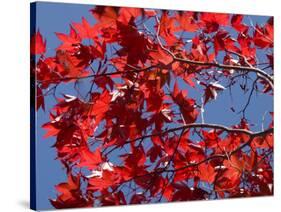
30;1;37;211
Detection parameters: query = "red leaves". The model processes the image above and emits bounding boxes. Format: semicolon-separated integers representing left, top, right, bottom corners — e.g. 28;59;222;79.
172;183;207;201
78;148;102;169
72;17;97;40
34;6;273;207
253;17;273;49
116;21;152;65
89;90;112;128
231;15;248;32
237;32;256;62
200;12;229;33
213;30;238;55
30;30;46;55
158;11;178;46
149;46;174;65
56;26;81;51
54;174;80;201
90;91;111;117
51;174;93;209
100;190;127;206
88;169;121;191
201;129;221;148
118;7;142;24
42;121;60;138
147;145;162;163
122;145;147;171
171;81;198;124
253;28;272;48
56;24;104;62
55;49;90;79
199;81;225;104
190;36;210;62
197;163;216;184
216;155;243;191
130;194;146;204
251;133;273;149
91;6;118;27
163;183;174;201
176;12;199;32
36;86;45;111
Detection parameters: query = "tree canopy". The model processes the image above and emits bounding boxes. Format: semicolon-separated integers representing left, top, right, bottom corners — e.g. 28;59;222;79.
31;6;273;209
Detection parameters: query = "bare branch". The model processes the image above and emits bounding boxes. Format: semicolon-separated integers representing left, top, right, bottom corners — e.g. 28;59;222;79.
239;78;259;117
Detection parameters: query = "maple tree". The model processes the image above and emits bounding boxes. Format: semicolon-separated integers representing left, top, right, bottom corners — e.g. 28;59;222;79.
31;6;273;208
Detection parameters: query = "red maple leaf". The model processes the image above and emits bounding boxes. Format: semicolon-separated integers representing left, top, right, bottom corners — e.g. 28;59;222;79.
50;174;93;209
197;162;216;184
171;81;198;123
199;81;225;104
55;26;81;51
200;12;229;33
72;17;97;40
30;30;46;55
231;15;248;32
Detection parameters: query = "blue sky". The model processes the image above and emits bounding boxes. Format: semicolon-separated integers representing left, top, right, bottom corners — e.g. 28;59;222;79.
32;2;273;209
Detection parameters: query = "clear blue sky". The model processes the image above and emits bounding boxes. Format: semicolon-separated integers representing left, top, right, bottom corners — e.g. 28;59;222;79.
33;2;272;209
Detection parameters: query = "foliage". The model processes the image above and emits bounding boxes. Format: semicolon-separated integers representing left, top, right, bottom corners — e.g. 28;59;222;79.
31;6;274;208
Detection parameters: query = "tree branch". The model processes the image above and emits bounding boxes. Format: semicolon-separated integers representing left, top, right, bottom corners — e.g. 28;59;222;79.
38;54;273;91
38;17;273;93
154;17;273;89
104;122;273;156
172;56;273;89
108;127;272;192
37;64;158;84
